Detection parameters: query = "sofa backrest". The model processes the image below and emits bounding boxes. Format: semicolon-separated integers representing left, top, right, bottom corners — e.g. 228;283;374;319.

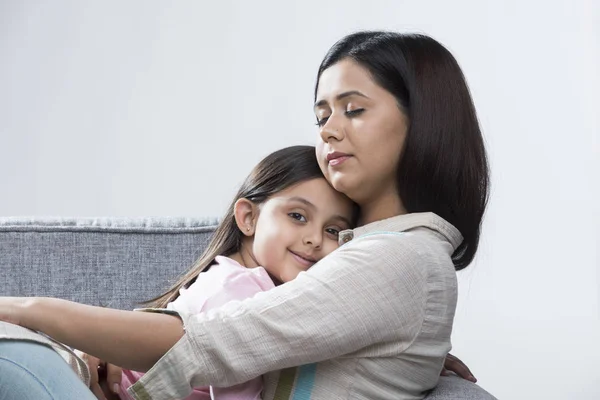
0;217;218;310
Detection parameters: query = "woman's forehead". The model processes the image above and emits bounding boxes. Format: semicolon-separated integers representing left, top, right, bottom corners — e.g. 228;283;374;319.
316;60;376;98
316;61;387;107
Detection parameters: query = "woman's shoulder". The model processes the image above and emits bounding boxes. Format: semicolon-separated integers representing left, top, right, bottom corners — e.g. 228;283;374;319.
346;227;454;262
328;225;457;289
346;212;462;253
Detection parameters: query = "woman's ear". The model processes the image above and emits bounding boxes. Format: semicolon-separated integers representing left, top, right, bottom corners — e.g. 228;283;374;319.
233;198;258;236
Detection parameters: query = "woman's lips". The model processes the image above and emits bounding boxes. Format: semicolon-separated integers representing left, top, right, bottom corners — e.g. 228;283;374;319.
326;151;352;167
329;155;351;166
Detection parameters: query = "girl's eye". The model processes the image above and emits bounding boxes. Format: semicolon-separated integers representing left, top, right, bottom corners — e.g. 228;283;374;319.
325;227;341;238
345;108;364;117
289;212;307;222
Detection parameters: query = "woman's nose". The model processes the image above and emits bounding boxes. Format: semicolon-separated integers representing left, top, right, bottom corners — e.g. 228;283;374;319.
319;115;345;143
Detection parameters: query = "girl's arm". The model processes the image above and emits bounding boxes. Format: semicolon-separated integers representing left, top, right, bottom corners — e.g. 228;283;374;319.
15;297;184;372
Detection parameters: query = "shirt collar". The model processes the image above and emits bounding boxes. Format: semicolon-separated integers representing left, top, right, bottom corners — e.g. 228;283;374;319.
339;212;463;251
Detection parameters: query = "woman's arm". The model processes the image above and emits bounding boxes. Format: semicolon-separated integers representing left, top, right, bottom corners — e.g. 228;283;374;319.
5;297;184;372
137;232;443;390
1;230;451;388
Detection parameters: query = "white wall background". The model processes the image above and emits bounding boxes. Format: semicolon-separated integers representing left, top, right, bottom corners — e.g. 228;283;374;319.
1;1;598;398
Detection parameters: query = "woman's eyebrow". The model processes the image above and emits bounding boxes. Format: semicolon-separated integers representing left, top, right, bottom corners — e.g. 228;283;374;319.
314;90;370;109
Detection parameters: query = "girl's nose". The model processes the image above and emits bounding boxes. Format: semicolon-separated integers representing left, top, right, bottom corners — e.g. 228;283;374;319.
303;231;323;249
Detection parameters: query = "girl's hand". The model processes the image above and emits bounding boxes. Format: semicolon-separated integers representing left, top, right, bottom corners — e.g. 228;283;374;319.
441;353;477;382
75;350;123;400
0;297;29;327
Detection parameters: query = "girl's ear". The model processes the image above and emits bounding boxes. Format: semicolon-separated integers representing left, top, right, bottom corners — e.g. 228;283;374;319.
234;198;258;236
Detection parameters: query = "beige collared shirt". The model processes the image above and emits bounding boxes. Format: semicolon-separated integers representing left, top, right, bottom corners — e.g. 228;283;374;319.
129;212;462;400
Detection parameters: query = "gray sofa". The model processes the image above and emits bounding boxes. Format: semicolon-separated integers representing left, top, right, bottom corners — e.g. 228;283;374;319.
0;217;496;399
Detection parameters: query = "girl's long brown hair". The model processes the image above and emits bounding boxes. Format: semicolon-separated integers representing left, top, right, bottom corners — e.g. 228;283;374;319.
145;145;329;308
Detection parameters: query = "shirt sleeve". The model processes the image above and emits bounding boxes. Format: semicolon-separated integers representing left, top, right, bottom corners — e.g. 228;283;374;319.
135;233;429;393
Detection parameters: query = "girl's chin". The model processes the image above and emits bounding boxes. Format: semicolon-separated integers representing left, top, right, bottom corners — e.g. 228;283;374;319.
267;272;283;286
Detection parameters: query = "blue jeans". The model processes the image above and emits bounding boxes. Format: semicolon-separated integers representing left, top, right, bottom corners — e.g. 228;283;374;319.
0;340;96;400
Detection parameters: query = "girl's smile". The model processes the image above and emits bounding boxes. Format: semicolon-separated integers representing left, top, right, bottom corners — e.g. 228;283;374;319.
288;249;317;268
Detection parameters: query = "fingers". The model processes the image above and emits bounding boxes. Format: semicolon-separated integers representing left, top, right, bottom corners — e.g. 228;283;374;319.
105;363;123;396
100;378;122;400
90;382;108;400
444;353;477;383
75;350;109;399
77;350;102;386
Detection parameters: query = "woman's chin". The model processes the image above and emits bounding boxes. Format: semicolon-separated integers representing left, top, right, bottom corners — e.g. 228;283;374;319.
329;176;358;200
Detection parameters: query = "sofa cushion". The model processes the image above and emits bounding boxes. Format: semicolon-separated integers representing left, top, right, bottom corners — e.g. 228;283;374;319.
428;376;497;399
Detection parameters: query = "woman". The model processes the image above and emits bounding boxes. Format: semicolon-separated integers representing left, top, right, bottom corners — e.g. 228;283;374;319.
0;31;488;399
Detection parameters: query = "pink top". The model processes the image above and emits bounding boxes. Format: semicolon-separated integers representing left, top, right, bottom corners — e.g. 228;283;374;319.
119;256;276;399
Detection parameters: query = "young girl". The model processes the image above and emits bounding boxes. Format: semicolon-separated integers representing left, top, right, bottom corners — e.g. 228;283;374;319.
0;145;357;400
114;145;357;400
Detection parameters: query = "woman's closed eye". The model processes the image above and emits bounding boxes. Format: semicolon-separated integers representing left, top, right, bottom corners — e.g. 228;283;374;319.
315;109;365;127
315;116;329;127
288;212;307;222
345;108;364;117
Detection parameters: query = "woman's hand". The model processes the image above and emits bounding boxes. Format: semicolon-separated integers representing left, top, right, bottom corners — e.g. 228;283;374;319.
76;350;123;400
441;353;477;382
